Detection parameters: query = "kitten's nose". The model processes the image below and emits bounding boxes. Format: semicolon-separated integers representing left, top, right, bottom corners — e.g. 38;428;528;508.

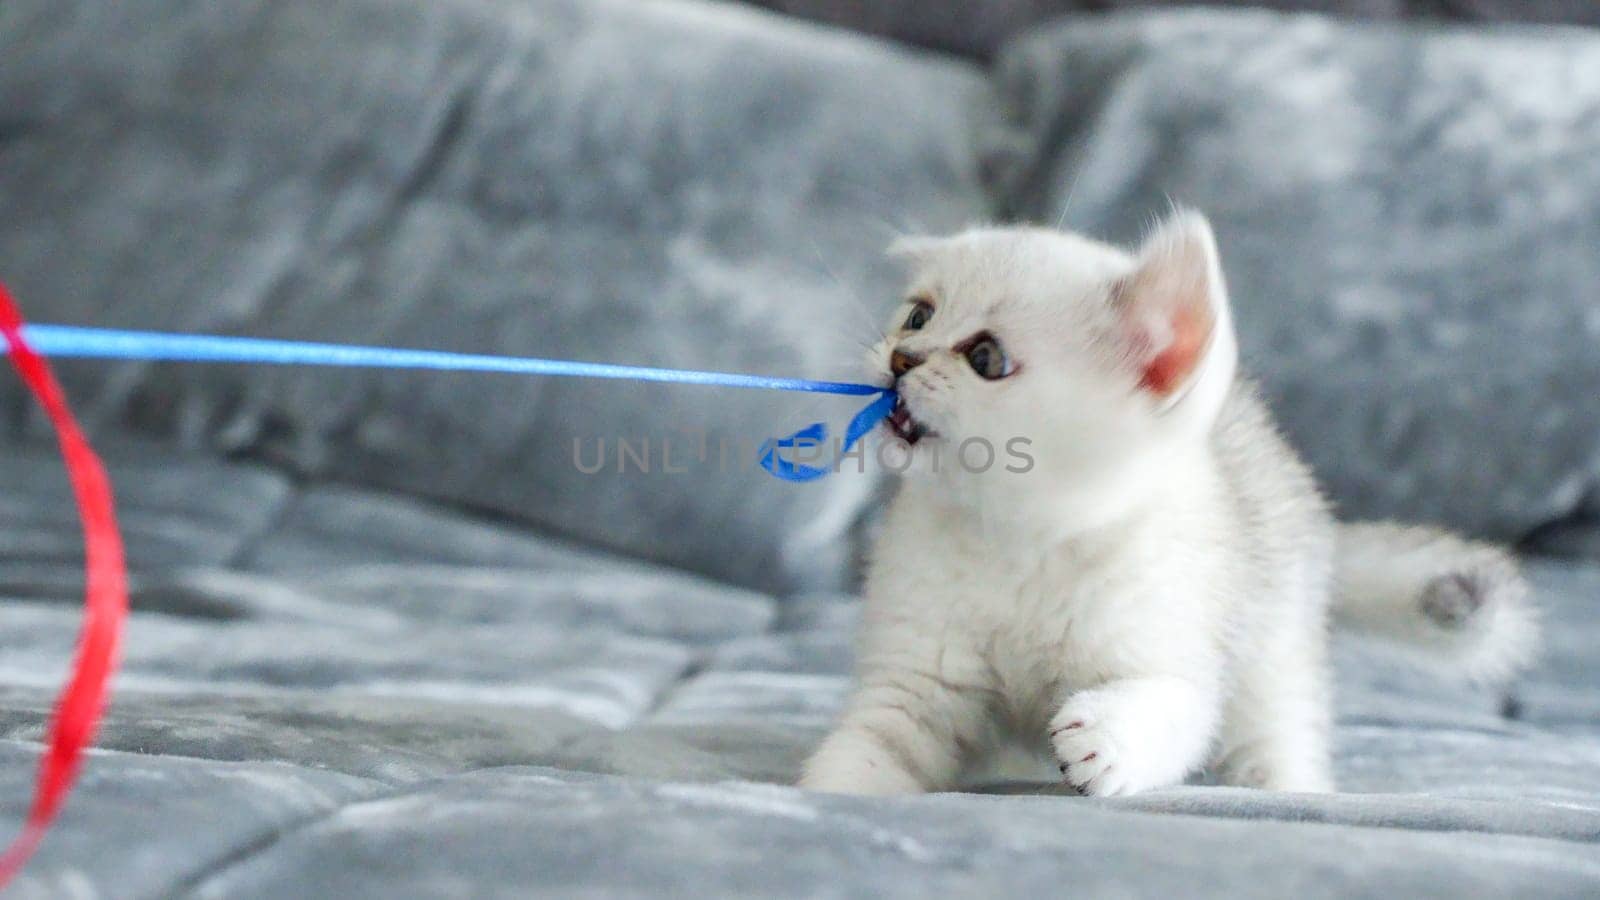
890;348;924;378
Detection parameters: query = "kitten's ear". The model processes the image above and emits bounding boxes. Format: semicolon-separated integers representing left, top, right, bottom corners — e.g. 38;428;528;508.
1113;210;1230;398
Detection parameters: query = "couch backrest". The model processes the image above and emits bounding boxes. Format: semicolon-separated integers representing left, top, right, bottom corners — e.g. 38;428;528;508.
992;11;1600;543
0;0;998;594
7;1;1598;593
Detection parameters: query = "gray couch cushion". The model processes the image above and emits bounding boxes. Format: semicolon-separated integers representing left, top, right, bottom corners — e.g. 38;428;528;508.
1;432;1596;894
182;770;1600;897
0;441;293;600
0;0;998;594
989;10;1600;546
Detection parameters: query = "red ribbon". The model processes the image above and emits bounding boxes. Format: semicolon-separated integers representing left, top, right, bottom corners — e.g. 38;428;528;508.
0;281;127;885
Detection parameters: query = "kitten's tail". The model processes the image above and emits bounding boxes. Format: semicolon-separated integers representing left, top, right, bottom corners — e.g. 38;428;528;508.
1330;522;1539;682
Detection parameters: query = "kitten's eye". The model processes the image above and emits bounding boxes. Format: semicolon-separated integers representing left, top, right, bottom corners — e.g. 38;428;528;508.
964;337;1011;380
903;299;934;331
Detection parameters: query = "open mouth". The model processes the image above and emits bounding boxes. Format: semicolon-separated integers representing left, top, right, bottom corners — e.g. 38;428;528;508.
887;398;932;445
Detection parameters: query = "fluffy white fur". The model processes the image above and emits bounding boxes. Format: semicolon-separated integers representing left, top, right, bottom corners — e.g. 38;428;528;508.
799;211;1538;797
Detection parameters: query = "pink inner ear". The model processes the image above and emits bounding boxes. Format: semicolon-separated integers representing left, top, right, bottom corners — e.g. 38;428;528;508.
1138;303;1212;396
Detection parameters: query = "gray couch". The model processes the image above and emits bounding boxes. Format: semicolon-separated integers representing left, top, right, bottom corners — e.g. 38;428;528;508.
1;0;1598;896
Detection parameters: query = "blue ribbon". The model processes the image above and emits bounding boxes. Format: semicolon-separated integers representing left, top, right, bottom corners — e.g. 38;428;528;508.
5;324;894;483
757;390;898;482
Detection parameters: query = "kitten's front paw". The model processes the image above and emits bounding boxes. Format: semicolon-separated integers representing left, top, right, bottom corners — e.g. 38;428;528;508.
1050;702;1131;796
1049;686;1199;797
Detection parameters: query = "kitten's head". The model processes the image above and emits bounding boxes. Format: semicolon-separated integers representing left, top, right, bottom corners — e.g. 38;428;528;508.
870;209;1237;493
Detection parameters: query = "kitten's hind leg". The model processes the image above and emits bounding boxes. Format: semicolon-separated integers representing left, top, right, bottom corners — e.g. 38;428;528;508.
799;671;995;796
1214;627;1335;793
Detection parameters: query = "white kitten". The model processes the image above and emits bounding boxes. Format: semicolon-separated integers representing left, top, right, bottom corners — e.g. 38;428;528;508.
799;211;1538;796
